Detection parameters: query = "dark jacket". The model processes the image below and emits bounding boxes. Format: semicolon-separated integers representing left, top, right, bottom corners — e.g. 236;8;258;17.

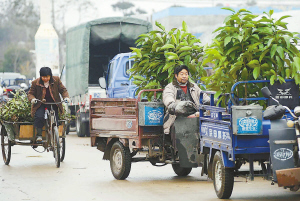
28;76;69;117
162;79;210;134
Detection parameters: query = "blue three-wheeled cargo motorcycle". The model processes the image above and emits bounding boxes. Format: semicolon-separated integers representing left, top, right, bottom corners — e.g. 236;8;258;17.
91;80;299;199
199;79;300;199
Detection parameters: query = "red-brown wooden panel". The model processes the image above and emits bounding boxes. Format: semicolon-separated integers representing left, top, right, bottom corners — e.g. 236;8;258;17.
92;118;136;131
105;107;123;115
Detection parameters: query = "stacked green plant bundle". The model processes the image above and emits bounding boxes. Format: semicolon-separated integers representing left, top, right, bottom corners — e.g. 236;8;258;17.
0;90;71;123
201;8;300;105
0;90;33;122
59;104;74;121
130;21;204;100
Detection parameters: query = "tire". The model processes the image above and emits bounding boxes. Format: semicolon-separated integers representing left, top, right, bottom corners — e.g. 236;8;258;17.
82;121;90;137
76;113;85;137
84;121;90;137
53;126;60;168
212;151;234;199
1;126;11;165
60;138;65;162
76;113;89;137
66;124;70;135
110;141;131;180
172;164;192;176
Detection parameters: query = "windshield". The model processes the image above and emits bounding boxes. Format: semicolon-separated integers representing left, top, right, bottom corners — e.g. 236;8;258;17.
107;58;119;88
125;60;135;76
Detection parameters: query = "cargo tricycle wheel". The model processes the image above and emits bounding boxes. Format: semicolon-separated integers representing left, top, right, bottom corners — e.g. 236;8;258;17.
66;124;69;135
60;138;65;162
212;151;234;199
110;141;131;180
1;126;11;165
172;164;192;176
53;126;60;168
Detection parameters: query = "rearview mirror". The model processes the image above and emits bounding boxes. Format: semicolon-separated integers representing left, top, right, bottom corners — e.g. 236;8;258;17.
99;77;106;89
261;87;272;98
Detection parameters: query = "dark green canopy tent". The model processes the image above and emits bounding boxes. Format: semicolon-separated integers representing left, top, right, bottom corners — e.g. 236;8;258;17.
66;17;152;97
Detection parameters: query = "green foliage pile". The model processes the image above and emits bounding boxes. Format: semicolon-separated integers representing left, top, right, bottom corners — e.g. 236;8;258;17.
59;104;74;121
201;8;300;104
130;21;204;100
0;90;33;122
0;90;71;123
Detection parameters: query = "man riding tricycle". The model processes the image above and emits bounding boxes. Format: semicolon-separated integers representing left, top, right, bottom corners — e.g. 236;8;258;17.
91;64;299;199
1;67;70;168
91;65;209;179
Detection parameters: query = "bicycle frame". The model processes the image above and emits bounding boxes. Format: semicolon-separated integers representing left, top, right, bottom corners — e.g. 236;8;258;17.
37;100;65;168
44;105;57;149
37;100;63;150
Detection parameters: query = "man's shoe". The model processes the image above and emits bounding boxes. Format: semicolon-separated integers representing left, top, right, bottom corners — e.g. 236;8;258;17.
36;136;42;143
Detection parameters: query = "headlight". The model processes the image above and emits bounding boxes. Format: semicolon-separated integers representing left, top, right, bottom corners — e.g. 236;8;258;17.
287;120;294;128
294;106;300;117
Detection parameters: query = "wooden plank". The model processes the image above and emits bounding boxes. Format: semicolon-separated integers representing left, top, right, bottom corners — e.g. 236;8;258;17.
92;118;136;131
91;98;136;101
92;107;136;115
94;133;159;139
19;125;34;138
91;100;136;108
91;114;136;119
91;106;136;109
92;130;136;134
19;125;46;139
105;107;123;115
93;130;137;136
95;134;137;138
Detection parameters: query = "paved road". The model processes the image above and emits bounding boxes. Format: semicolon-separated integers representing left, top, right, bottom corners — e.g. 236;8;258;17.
1;132;300;201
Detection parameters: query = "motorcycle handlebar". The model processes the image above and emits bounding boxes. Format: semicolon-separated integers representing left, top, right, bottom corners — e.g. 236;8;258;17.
282;105;298;119
37;99;66;104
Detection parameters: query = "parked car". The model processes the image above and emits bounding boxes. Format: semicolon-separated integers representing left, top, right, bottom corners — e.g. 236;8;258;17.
5;85;21;99
1;84;29;102
0;86;6;104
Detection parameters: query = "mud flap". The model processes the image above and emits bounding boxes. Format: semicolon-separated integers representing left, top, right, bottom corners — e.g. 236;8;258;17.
269;119;296;182
174;116;203;168
276;167;300;187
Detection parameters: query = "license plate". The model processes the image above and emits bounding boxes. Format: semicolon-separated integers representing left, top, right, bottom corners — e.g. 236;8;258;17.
94;93;101;98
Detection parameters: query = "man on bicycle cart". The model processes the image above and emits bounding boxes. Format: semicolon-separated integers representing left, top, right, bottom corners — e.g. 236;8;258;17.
27;67;70;142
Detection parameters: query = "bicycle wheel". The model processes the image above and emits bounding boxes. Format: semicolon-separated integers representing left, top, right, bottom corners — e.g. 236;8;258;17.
60;138;65;162
53;126;60;168
1;126;11;165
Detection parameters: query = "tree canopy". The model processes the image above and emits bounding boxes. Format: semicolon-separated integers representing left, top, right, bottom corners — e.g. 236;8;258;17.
130;21;204;100
200;8;300;105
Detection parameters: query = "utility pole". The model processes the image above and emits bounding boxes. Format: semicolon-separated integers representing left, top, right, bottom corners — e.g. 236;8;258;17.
34;0;60;77
51;0;56;29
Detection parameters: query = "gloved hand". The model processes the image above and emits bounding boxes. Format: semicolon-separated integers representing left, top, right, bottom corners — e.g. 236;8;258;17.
31;98;38;104
175;101;197;116
42;99;46;103
167;102;177;115
64;97;70;103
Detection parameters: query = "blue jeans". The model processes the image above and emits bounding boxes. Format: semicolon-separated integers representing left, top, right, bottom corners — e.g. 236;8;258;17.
34;104;59;128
